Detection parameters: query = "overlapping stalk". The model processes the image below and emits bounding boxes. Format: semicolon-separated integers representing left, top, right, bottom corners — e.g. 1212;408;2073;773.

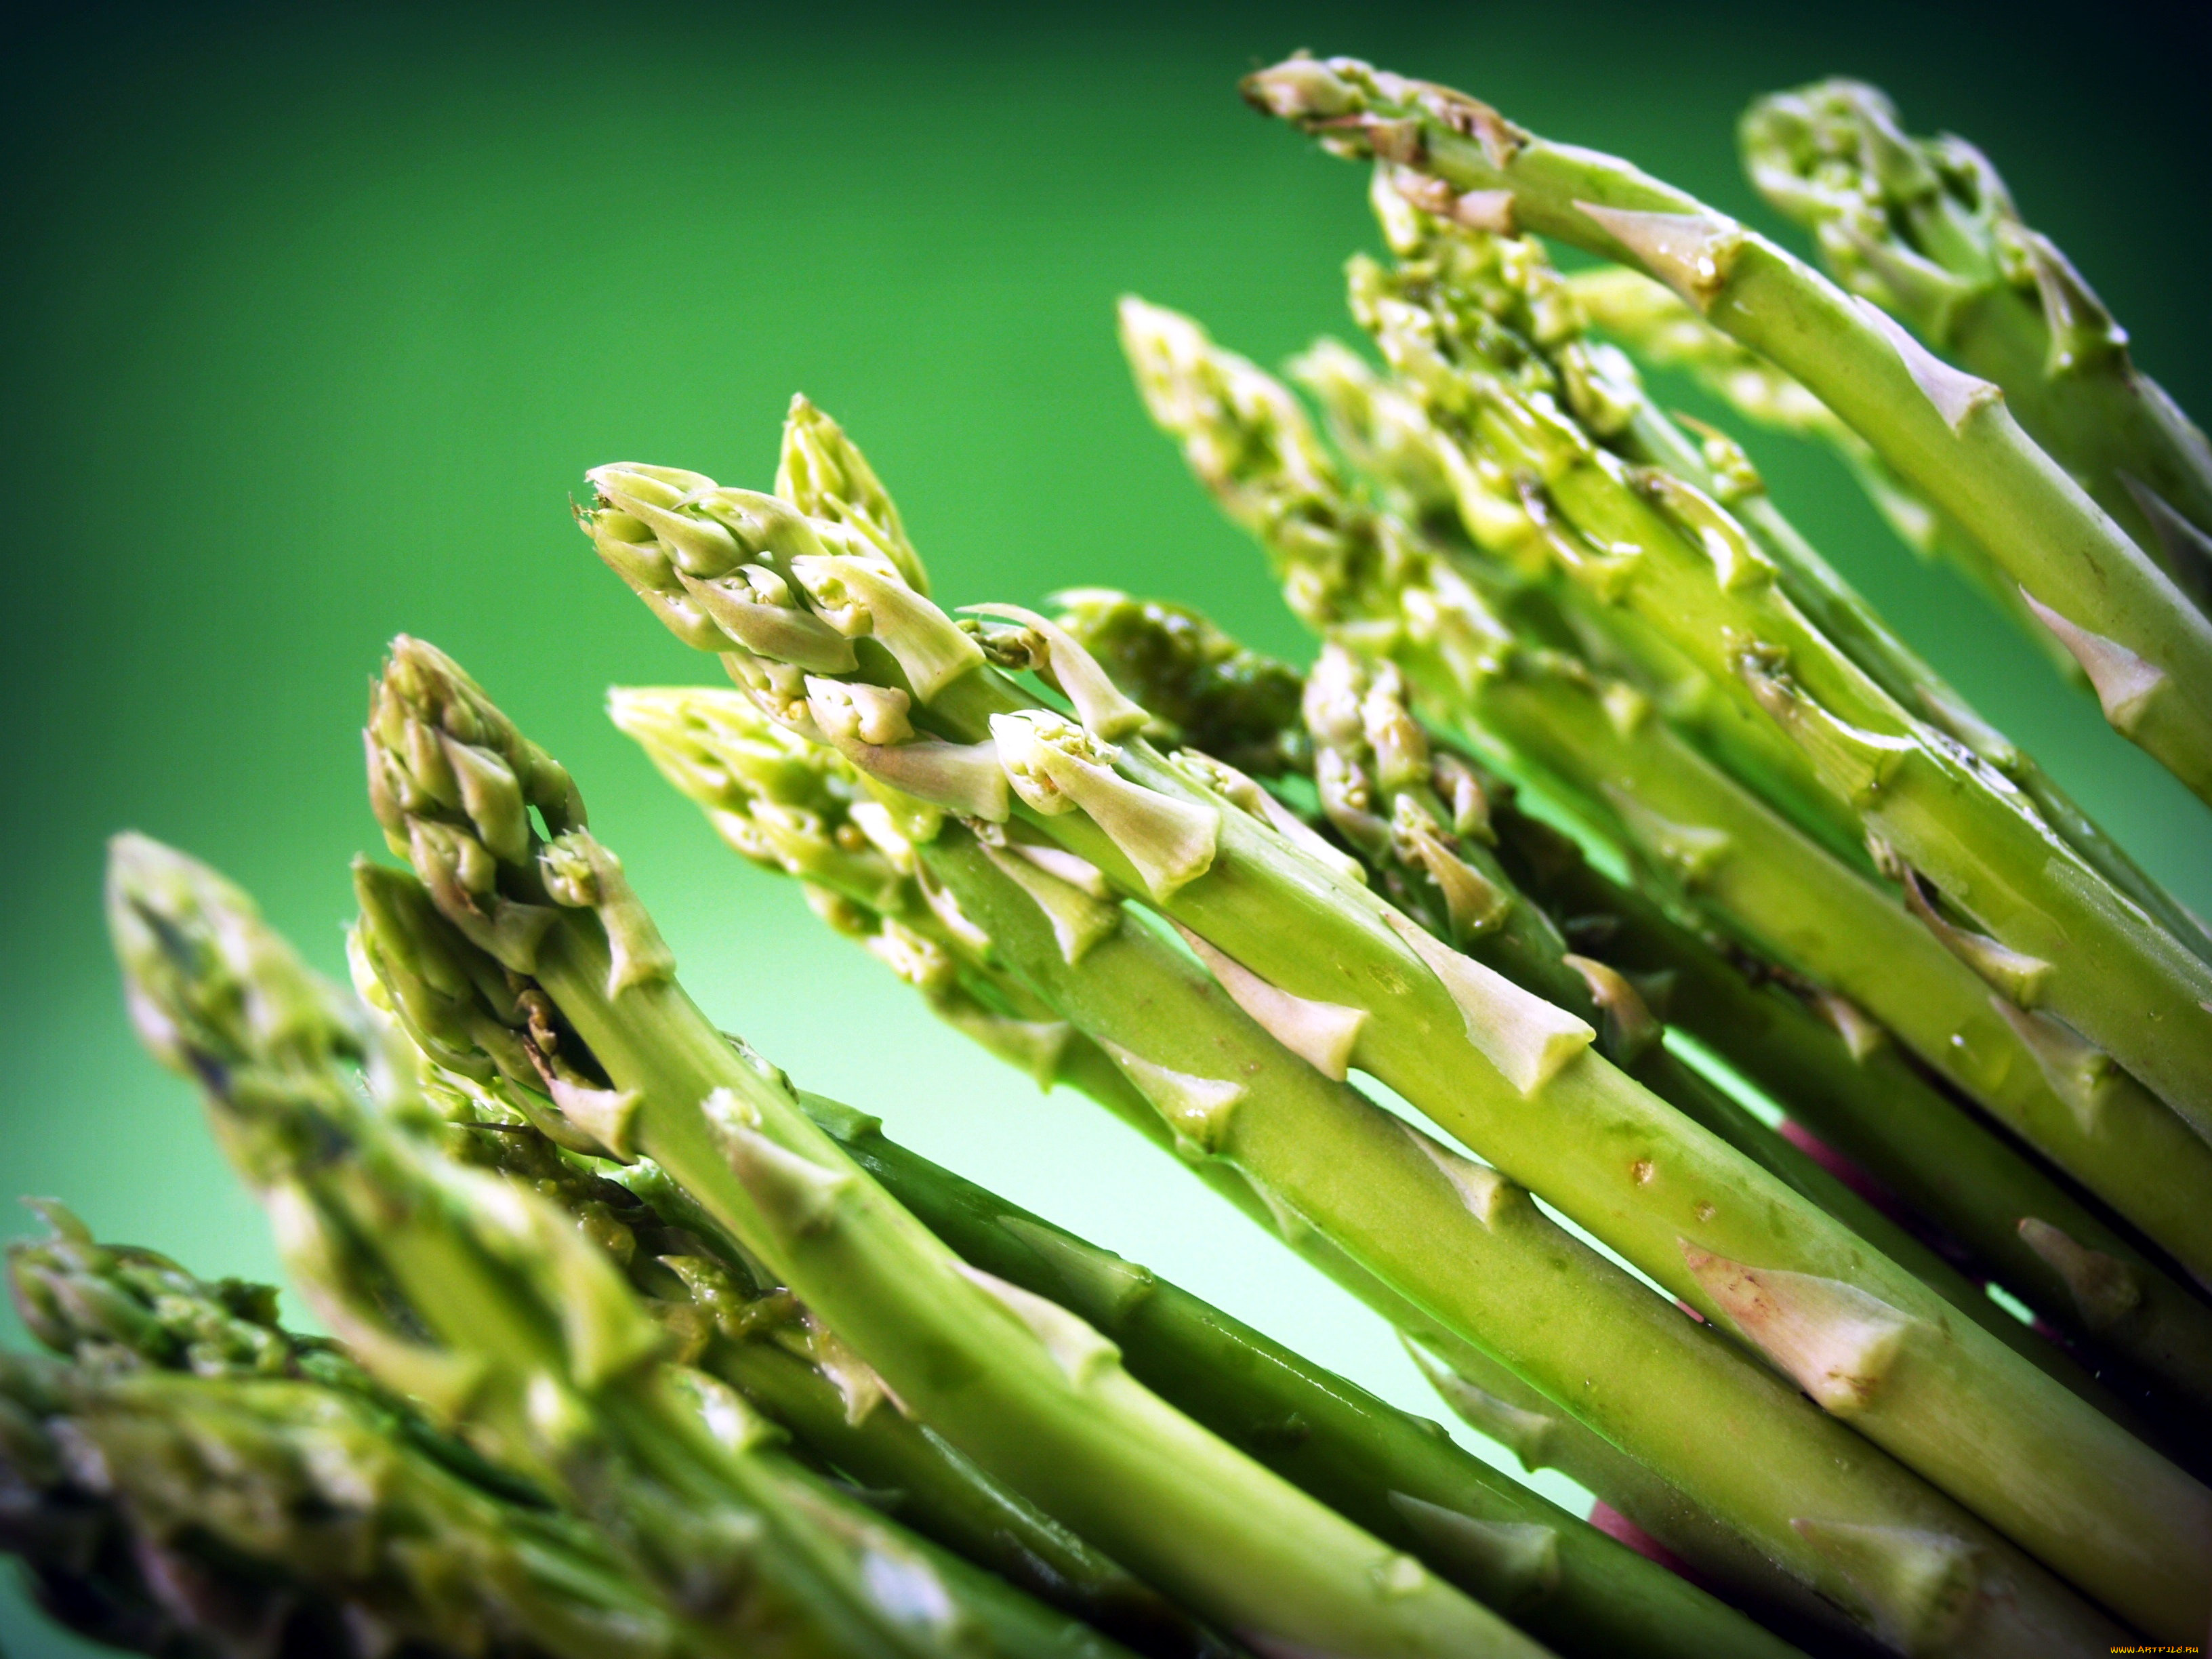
352;636;1539;1659
1740;79;2212;612
1061;600;2169;1416
3;1208;679;1659
1242;54;2212;807
1560;262;2089;687
1046;593;2212;1416
610;681;2131;1659
577;407;2212;1637
1346;197;2212;975
1479;797;2212;1413
338;966;1225;1659
1118;295;2212;1312
607;678;1856;1643
1328;213;2212;1136
809;1095;1839;1659
106;834;1140;1659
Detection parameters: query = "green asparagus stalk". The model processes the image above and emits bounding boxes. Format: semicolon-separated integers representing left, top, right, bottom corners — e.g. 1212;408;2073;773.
1352;176;2193;949
1048;592;2212;1415
810;1095;1830;1659
4;1206;684;1659
579;413;2211;1637
1338;232;2212;1137
1118;295;2212;1307
1286;204;1878;877
1520;253;2212;970
609;678;2121;1658
107;834;1133;1659
1243;55;2212;808
1740;79;2212;611
349;954;1235;1659
1559;263;2088;684
1393;1333;1862;1654
1484;799;2212;1411
357;637;1544;1659
1054;601;2164;1418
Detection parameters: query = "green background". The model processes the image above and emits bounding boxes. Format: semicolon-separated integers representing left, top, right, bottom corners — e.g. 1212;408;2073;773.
5;1;2207;1651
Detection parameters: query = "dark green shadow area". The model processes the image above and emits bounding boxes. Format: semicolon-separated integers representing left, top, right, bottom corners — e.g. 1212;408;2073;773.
3;1;2205;1650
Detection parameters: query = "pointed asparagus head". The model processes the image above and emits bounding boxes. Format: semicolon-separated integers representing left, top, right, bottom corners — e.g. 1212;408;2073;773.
583;455;987;709
369;639;677;1010
1118;295;1343;536
6;1204;295;1378
106;834;371;1134
365;637;583;974
1742;77;2127;373
776;394;930;595
1241;54;1530;177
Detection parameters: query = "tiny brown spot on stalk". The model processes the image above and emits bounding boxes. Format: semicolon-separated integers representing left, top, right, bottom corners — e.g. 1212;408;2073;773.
1631;1158;1654;1185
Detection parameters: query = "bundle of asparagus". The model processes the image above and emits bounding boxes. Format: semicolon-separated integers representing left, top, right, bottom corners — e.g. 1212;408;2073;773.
9;45;2212;1659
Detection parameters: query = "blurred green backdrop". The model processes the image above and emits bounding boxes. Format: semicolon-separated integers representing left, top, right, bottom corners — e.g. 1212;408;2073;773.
4;1;2207;1650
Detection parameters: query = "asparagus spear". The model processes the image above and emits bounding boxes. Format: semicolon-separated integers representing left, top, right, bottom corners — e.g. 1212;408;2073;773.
578;415;2211;1636
1549;264;2212;977
1393;1333;1863;1654
1242;56;2212;808
107;834;1134;1659
1069;602;2160;1414
1118;295;2212;1305
1048;592;2212;1416
348;945;1235;1659
356;637;1544;1659
808;1097;1832;1659
1355;187;2212;977
609;679;2120;1659
1339;232;2212;1136
1559;262;2089;685
4;1208;685;1659
1740;79;2212;611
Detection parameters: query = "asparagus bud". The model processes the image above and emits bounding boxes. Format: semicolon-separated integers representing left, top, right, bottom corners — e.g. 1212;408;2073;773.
777;395;931;596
